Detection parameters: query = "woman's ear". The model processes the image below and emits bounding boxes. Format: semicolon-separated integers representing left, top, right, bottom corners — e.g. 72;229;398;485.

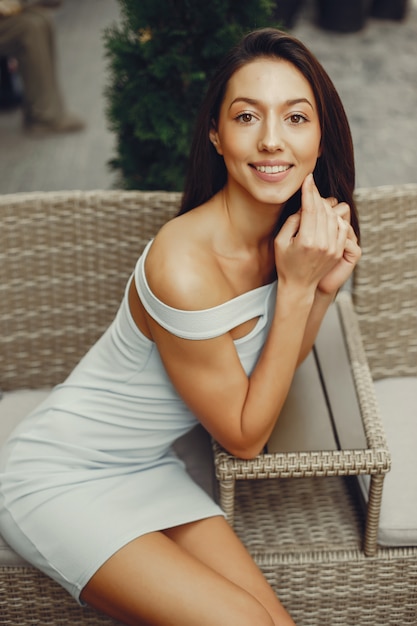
209;125;223;155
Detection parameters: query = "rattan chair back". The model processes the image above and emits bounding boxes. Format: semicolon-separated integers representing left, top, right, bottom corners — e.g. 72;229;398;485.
353;184;417;379
0;190;180;391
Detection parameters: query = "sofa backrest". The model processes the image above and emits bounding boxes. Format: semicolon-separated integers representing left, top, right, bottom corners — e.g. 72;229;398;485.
2;184;416;390
0;190;180;390
353;184;417;379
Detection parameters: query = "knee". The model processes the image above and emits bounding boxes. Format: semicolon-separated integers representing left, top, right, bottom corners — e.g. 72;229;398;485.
234;597;276;626
240;611;275;626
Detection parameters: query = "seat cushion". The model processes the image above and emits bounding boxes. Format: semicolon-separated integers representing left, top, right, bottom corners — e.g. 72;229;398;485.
359;377;417;546
0;389;52;566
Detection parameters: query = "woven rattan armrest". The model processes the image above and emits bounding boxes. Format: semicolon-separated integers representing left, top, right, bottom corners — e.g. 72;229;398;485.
212;292;391;557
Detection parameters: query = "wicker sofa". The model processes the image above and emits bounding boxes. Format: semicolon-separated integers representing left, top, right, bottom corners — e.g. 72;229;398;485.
0;186;416;625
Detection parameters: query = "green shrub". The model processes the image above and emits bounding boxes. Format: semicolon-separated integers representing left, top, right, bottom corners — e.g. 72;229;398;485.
105;0;277;190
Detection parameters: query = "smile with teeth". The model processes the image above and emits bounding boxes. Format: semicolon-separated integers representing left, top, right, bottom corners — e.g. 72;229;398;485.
254;164;291;174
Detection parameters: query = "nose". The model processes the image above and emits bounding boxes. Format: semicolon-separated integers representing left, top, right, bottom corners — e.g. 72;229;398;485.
258;117;285;152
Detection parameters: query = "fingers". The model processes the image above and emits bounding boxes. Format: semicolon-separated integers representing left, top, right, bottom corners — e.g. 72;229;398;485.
324;197;350;224
335;214;350;255
300;174;340;250
299;174;324;240
328;197;338;208
278;210;301;242
332;202;351;223
300;174;355;245
343;234;362;264
301;174;335;225
322;190;350;225
276;174;359;290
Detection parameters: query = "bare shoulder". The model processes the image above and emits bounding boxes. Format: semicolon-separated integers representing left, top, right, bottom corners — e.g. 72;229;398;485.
145;206;228;311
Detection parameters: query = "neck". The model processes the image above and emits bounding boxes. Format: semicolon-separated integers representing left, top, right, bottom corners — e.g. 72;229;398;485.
220;185;283;251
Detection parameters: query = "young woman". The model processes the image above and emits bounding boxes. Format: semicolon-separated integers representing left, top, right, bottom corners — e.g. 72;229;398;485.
0;28;360;626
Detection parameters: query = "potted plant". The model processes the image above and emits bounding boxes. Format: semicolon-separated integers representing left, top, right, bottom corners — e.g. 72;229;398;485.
105;0;277;190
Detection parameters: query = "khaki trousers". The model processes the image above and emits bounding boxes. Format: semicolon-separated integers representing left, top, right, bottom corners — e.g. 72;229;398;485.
0;6;65;124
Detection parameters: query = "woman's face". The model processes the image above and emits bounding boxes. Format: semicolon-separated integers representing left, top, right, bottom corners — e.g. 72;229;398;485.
210;57;322;208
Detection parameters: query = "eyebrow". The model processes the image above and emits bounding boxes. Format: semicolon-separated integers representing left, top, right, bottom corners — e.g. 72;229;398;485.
229;97;314;110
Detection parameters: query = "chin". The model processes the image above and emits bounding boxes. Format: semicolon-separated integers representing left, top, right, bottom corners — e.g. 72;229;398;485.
253;188;295;207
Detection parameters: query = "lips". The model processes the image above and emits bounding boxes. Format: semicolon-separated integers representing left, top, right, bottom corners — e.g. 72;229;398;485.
254;164;291;174
249;162;293;182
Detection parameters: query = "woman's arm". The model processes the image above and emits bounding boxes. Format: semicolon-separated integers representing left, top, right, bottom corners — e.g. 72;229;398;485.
144;281;315;460
144;176;360;459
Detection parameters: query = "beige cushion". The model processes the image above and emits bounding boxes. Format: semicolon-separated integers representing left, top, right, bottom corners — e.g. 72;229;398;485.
0;390;52;566
359;377;417;547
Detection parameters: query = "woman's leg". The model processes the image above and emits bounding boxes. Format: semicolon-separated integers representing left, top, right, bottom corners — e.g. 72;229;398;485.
164;516;295;626
81;516;296;626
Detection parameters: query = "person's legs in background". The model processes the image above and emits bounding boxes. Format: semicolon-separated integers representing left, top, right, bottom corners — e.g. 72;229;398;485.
0;5;84;135
0;55;22;109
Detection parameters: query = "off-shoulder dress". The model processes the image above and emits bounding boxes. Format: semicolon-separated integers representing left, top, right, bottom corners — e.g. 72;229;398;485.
0;240;277;602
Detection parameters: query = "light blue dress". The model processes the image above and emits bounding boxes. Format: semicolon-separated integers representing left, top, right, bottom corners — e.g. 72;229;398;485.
0;240;277;602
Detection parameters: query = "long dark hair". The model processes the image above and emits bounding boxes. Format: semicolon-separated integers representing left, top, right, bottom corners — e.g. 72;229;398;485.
179;28;359;239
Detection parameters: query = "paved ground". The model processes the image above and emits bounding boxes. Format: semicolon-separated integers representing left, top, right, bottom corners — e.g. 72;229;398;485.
0;0;416;194
293;0;417;188
0;0;120;193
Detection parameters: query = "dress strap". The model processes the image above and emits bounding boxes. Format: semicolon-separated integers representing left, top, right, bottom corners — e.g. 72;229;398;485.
134;240;276;340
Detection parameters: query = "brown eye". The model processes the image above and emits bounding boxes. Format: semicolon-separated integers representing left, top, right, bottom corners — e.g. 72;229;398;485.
289;114;307;124
237;113;254;123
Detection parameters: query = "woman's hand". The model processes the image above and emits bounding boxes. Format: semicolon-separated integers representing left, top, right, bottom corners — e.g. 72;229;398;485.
316;195;361;295
275;174;349;295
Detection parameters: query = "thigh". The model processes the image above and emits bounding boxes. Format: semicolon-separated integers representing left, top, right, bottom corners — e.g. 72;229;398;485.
164;516;295;626
81;523;295;626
